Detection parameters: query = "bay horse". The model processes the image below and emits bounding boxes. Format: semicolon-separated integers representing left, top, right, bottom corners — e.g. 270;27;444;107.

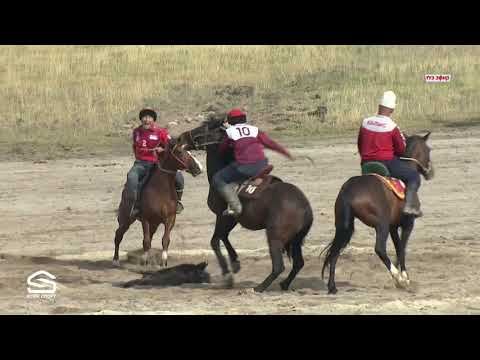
177;118;313;293
321;132;434;294
113;142;203;267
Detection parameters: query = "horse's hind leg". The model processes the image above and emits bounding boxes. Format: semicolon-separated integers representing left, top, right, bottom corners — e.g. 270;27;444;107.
254;229;286;293
280;241;304;291
254;246;285;293
375;222;402;286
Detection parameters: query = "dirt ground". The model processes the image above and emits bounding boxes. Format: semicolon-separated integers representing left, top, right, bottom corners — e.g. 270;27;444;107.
1;128;480;315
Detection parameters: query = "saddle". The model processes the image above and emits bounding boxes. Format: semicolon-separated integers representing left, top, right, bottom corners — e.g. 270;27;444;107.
361;162;406;200
237;165;278;200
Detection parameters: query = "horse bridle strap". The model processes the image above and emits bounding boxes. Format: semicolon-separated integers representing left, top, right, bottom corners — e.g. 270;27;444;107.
157;144;188;173
399;157;430;174
157;165;177;175
189;125;224;149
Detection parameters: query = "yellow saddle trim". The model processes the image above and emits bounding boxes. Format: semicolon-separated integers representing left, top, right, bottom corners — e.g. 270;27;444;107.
368;173;405;200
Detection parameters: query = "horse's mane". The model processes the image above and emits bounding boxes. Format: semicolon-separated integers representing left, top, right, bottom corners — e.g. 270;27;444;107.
202;113;226;129
404;135;424;157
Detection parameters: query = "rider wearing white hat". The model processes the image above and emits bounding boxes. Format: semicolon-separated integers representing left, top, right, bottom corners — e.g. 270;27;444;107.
380;90;396;109
357;91;422;216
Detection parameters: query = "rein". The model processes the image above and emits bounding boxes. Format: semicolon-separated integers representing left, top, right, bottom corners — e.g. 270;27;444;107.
399;156;430;174
188;124;225;150
157;144;189;174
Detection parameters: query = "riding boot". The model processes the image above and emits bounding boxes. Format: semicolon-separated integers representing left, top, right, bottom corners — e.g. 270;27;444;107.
217;184;242;217
403;188;422;217
176;189;184;214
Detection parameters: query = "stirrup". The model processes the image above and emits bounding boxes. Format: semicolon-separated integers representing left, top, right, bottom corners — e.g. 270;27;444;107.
222;206;240;217
176;201;184;214
130;205;139;218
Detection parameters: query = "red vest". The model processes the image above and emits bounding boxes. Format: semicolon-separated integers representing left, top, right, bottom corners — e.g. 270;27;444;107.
357;115;406;162
132;125;171;162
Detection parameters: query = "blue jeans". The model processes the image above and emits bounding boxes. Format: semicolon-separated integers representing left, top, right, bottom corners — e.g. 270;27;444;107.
127;160;184;199
379;158;421;191
212;159;268;190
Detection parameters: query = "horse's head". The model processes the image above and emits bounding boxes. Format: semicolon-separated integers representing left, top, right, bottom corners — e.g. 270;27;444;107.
177;114;227;151
161;141;203;177
404;131;434;180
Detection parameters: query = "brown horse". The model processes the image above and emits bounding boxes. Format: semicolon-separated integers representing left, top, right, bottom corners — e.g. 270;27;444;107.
113;142;203;267
321;132;434;294
177;118;313;293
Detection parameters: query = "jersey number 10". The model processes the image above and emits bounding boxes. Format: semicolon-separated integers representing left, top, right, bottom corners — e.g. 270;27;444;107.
236;127;251;137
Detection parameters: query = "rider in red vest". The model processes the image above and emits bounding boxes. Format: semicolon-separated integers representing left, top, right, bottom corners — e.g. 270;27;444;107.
126;108;184;217
212;108;293;216
357;91;422;216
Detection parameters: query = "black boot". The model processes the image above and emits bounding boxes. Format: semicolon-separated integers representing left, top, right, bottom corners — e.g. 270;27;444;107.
403;188;422;217
217;184;242;217
176;190;184;214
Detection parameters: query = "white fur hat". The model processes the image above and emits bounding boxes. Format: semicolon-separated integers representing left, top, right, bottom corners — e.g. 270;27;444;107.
379;91;396;109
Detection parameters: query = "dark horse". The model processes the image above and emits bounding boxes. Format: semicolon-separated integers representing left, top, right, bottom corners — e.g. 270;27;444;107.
321;132;434;294
177;118;313;292
113;142;203;267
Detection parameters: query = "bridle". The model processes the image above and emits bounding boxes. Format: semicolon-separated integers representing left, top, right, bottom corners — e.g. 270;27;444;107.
157;143;190;174
188;124;225;150
399;138;432;177
399;156;431;175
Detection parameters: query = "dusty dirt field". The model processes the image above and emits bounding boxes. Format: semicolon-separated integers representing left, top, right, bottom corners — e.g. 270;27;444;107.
1;129;480;314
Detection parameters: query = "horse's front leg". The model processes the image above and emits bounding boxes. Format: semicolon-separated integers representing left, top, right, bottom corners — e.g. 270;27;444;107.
390;226;409;289
211;216;235;288
398;216;415;285
161;216;176;267
141;220;155;268
219;215;240;273
374;222;403;287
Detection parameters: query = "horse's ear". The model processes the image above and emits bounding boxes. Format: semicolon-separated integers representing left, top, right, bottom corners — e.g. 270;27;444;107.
423;131;431;141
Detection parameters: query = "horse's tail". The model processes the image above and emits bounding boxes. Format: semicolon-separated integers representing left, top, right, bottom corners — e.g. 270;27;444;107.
321;187;355;279
285;202;313;260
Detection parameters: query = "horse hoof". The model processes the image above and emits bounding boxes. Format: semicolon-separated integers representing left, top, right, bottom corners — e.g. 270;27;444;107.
328;287;338;295
112;260;121;268
280;281;289;291
253;286;265;293
231;260;241;274
223;273;234;288
393;277;409;289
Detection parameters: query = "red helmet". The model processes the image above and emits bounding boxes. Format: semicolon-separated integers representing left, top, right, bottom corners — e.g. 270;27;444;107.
227;108;247;124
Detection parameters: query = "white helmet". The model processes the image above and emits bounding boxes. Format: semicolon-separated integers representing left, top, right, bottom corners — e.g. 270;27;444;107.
379;90;396;109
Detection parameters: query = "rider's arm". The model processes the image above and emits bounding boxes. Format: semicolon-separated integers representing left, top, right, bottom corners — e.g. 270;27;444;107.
392;127;406;156
357;126;362;155
132;131;136;153
159;129;172;148
257;131;293;159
